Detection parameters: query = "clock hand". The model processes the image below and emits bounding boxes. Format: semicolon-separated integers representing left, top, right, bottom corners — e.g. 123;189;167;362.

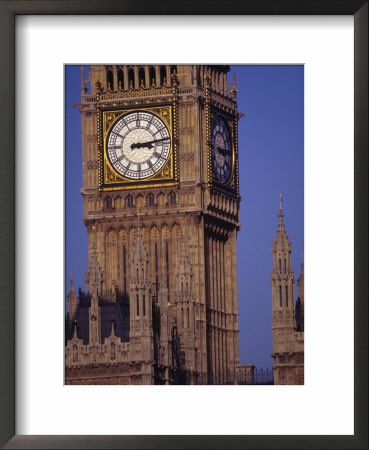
217;147;231;155
131;137;169;150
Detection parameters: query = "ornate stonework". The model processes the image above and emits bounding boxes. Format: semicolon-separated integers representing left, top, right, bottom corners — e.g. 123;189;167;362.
66;65;242;385
271;197;304;385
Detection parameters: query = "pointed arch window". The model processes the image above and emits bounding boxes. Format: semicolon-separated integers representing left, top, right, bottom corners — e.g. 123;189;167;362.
279;286;282;307
285;286;288;307
147;193;155;206
73;345;78;362
139;67;145;87
279;258;281;271
284;258;286;273
104;197;113;210
143;294;146;316
169;192;176;205
128;67;135;89
117;68;124;89
149;66;155;86
107;68;114;90
160;65;166;85
136;294;140;316
126;195;133;208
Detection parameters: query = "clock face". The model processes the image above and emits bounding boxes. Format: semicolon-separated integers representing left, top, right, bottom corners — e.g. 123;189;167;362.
106;111;171;180
211;116;232;184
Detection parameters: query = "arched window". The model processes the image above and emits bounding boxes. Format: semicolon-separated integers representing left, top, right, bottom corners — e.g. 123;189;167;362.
110;342;116;360
107;69;114;90
169;192;176;205
136;294;139;316
279;286;282;307
284;258;286;272
143;294;146;316
285;286;289;307
149;66;155;86
104;197;112;210
160;65;166;85
73;345;78;362
139;67;145;87
147;193;154;206
279;258;281;271
128;68;135;89
126;195;133;207
117;68;124;89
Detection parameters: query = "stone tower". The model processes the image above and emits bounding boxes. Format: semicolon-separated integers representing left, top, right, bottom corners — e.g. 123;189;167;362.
66;64;241;384
271;195;304;384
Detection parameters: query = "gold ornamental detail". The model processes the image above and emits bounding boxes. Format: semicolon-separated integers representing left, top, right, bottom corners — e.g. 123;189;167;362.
98;103;178;192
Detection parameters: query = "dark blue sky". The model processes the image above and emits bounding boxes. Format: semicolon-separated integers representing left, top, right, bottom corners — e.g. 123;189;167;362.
65;65;304;369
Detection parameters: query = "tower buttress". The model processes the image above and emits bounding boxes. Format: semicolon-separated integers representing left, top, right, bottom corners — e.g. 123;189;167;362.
173;236;197;382
129;225;153;365
86;235;103;297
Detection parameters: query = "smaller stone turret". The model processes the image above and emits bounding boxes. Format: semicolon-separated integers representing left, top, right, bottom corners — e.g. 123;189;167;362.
67;272;78;323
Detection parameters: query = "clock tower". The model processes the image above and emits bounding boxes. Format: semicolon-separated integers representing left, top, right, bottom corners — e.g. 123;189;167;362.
68;65;241;384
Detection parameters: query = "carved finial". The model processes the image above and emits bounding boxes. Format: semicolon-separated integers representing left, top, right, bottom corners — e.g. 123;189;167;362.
110;320;116;337
70;270;74;291
95;80;102;92
229;72;238;99
204;72;211;87
80;66;86;93
118;80;122;90
171;70;179;87
279;193;283;211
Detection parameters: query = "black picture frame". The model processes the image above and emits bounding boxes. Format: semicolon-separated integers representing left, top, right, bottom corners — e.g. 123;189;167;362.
0;1;367;449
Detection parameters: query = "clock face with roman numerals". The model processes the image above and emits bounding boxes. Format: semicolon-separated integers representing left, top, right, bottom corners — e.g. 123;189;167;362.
106;111;171;180
211;116;232;184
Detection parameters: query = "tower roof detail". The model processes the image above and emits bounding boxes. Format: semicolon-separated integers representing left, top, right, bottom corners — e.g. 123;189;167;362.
272;194;292;253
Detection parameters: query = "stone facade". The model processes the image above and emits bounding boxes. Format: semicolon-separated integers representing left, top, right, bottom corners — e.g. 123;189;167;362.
65;65;242;385
271;196;304;385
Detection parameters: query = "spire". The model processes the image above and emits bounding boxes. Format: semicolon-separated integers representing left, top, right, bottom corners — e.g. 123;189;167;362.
110;320;116;337
67;270;78;323
272;193;291;253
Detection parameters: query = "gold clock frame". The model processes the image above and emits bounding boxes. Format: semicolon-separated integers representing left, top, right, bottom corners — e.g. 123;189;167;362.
97;102;179;191
205;74;239;196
